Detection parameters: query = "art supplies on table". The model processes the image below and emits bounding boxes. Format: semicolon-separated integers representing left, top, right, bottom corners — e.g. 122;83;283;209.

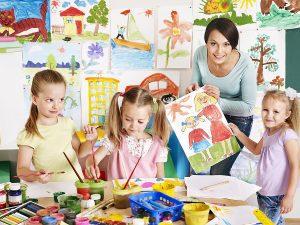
112;178;185;192
0;201;45;224
185;175;261;201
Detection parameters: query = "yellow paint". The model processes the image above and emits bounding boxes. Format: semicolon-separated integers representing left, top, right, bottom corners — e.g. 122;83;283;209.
108;214;124;221
76;128;106;143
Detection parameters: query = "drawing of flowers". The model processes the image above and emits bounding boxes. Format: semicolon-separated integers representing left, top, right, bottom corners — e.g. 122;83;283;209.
83;42;104;72
158;10;192;67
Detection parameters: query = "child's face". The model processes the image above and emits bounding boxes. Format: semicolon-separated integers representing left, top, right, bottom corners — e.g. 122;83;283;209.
261;98;291;131
121;102;151;139
33;83;66;122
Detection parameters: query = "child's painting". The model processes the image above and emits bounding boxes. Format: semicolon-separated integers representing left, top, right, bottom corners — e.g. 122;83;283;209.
50;0;110;42
23;42;82;87
192;0;257;29
110;8;154;70
112;178;186;192
239;30;285;91
157;6;193;68
257;0;300;29
82;41;110;75
166;89;240;173
0;0;50;43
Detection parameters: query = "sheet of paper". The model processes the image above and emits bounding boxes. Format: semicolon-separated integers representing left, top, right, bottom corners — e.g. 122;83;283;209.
185;175;261;201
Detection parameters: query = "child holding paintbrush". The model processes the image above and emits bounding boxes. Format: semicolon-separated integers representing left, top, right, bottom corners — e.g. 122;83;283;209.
85;87;171;181
16;70;96;183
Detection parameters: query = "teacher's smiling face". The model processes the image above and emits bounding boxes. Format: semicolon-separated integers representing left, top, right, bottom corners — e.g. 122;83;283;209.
206;29;233;65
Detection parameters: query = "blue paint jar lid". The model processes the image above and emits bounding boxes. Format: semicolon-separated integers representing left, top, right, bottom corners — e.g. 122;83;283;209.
42;216;57;225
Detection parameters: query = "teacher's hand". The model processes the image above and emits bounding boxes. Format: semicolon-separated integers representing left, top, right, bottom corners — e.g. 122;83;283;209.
186;83;199;94
204;84;220;100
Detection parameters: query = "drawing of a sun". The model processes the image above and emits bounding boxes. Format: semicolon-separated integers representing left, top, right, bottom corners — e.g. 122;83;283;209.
233;0;256;10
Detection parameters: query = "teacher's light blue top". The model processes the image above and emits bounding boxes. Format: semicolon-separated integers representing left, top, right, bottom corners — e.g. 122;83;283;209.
192;46;257;117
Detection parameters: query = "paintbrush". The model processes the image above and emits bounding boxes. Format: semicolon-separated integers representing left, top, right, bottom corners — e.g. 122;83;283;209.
122;153;143;190
13;171;65;178
63;152;84;183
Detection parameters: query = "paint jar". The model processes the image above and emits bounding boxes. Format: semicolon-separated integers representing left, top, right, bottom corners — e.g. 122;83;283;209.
75;180;90;200
26;216;42;225
41;216;57;225
75;217;89;225
53;192;65;203
183;203;210;225
58;208;76;222
90;194;101;205
65;195;82;214
8;183;22;207
46;205;60;213
152;183;175;197
89;180;105;200
21;183;28;203
0;183;6;209
50;212;65;224
112;185;142;209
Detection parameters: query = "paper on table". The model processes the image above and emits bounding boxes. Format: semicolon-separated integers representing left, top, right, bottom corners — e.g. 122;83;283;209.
206;203;262;225
24;181;77;198
185;175;261;201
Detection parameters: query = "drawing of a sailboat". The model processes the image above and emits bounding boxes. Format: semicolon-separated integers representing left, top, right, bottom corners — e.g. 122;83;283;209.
113;9;151;51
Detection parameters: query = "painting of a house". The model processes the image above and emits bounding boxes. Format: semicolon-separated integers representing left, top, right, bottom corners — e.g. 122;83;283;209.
60;7;85;35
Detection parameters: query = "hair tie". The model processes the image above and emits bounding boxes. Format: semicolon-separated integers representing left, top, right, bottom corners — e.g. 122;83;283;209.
120;92;125;97
285;87;297;101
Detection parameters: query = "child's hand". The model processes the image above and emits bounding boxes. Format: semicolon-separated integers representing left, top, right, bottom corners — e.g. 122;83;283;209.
228;123;240;136
281;195;293;214
85;156;100;179
82;125;98;142
36;170;51;184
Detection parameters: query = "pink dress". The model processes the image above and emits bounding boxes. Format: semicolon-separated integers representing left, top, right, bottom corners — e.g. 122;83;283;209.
100;135;167;180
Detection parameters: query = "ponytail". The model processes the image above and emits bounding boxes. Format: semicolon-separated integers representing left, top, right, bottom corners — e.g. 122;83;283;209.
152;99;170;145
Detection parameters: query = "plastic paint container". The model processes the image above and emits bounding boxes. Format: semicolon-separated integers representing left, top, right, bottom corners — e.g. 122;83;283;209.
89;180;105;200
75;180;90;200
75;179;105;201
53;192;65;203
41;216;57;225
8;183;22;207
50;212;65;223
36;209;51;217
65;195;82;214
183;203;210;225
90;194;101;205
46;205;59;213
152;183;175;197
75;217;89;225
0;183;6;209
112;185;142;209
26;216;42;225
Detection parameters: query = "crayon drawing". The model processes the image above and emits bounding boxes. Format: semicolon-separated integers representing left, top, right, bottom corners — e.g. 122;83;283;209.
166;89;240;173
239;30;285;91
193;0;257;29
82;41;110;75
23;42;82;87
257;0;300;29
111;8;154;70
0;0;50;43
50;0;110;42
157;6;193;68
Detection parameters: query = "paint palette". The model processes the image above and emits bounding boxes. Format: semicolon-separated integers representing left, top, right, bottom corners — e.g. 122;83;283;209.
0;201;44;225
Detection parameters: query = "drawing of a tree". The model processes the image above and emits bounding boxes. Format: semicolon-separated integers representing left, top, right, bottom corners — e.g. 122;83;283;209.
87;0;109;36
69;55;77;77
249;34;279;85
46;54;57;70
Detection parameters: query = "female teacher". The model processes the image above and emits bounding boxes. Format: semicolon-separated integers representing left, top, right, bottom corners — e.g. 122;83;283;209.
186;18;257;176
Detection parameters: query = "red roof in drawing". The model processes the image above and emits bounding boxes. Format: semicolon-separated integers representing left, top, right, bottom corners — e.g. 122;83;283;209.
60;7;85;16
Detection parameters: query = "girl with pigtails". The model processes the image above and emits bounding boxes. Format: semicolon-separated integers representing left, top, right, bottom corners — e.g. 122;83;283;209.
85;87;171;180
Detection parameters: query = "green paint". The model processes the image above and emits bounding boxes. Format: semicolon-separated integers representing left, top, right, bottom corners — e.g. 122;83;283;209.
257;4;300;29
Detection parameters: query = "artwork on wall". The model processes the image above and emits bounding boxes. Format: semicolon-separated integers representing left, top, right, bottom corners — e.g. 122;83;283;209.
157;6;193;68
50;0;110;42
192;0;257;29
166;89;240;173
23;42;82;86
110;8;154;70
0;0;51;43
257;0;300;29
239;30;285;91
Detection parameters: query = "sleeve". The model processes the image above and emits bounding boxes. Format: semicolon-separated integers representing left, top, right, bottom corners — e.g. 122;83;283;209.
16;130;39;149
99;135;115;155
156;147;168;163
219;55;257;114
283;129;299;144
191;47;204;86
64;117;76;134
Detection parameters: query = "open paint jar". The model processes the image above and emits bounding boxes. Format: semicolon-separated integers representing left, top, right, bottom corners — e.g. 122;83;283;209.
183;203;210;225
75;179;105;201
112;185;142;209
152;182;175;197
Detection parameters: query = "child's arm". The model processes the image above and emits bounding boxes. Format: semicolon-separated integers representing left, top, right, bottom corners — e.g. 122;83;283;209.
17;145;50;183
228;123;263;155
72;125;98;158
281;139;300;214
85;145;109;179
156;162;165;178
